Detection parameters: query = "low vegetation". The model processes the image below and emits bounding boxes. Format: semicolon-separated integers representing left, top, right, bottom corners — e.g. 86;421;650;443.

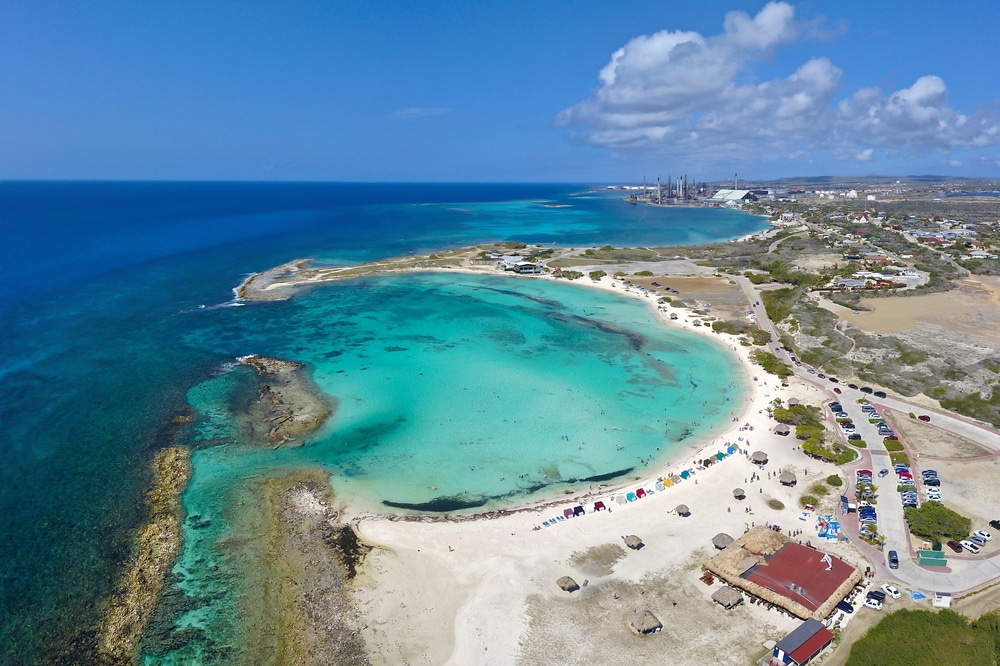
766;499;785;511
748;349;793;379
826;474;842;487
904;502;972;542
847;609;1000;666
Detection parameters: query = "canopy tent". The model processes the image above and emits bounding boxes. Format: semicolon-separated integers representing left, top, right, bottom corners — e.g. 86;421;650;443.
712;533;735;550
556;576;580;592
630;609;662;634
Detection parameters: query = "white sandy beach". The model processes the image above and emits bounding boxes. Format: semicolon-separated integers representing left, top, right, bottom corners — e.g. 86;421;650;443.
336;269;858;665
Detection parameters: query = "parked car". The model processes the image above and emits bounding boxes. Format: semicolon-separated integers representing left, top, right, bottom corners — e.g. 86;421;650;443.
989;519;1000;531
833;387;842;393
970;535;987;546
863;597;883;610
829;377;839;383
973;530;993;542
829;402;843;412
874;391;887;398
836;599;855;614
867;590;887;602
881;584;901;599
861;386;874;394
961;540;981;554
835;412;849;419
947;540;964;553
848;433;862;441
848;383;859;389
918;414;931;422
888;551;899;569
924;478;941;487
923;469;938;477
818;373;826;379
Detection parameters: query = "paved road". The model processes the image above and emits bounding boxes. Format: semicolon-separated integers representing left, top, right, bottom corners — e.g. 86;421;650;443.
732;274;1000;595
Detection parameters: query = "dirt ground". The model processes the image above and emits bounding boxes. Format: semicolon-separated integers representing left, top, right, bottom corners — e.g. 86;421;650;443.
516;549;797;666
793;253;844;271
628;275;750;322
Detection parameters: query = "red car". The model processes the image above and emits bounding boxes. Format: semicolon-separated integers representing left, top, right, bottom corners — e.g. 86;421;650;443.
947;540;964;553
918;415;931;422
833;387;842;394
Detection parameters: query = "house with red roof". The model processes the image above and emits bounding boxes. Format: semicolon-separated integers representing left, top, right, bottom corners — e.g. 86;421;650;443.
770;618;834;665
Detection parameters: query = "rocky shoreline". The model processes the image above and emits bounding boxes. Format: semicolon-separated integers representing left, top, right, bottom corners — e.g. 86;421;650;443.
237;354;332;448
97;445;192;664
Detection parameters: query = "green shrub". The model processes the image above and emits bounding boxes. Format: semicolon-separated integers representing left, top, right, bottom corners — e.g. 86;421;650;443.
809;482;830;496
634;270;654;276
767;499;785;510
904;502;972;541
826;474;843;487
588;270;606;281
799;494;819;507
845;609;999;666
748;349;793;379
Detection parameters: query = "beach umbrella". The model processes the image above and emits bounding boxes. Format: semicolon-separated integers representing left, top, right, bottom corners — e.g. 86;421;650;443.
675;504;690;517
712;533;735;549
669;474;682;484
679;470;690;480
630;609;662;634
626;492;637;502
779;471;797;486
655;481;666;491
716;451;725;461
556;576;580;592
711;586;743;609
615;495;627;505
751;451;768;464
624;534;644;550
727;445;737;454
733;488;746;499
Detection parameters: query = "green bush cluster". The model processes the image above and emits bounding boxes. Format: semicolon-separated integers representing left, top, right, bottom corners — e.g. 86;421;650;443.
847;609;1000;666
904;502;972;541
826;474;843;487
748;349;793;379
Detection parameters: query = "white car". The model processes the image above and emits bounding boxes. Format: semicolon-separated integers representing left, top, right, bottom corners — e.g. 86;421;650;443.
961;540;981;554
974;530;993;542
863;597;883;610
881;583;901;599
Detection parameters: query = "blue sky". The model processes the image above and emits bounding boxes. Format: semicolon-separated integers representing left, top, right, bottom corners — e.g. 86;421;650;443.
2;1;999;182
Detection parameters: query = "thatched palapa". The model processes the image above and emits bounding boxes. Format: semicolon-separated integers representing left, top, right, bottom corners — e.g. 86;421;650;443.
732;488;746;499
675;504;690;517
630;609;662;634
772;424;791;436
779;471;797;486
556;576;580;592
712;533;735;550
624;535;643;550
750;450;768;464
712;586;744;609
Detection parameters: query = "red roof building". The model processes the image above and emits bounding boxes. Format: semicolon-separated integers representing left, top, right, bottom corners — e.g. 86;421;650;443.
771;619;835;665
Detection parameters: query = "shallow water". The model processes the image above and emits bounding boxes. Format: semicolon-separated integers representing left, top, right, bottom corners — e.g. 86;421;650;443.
0;182;765;661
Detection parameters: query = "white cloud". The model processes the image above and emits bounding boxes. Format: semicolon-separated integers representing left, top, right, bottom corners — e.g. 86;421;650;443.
391;107;454;119
557;1;1000;172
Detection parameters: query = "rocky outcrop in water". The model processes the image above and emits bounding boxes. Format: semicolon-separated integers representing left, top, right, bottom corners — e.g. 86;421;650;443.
97;445;191;664
237;354;332;448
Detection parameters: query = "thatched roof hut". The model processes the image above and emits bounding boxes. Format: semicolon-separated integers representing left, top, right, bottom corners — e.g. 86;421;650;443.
712;533;735;550
772;423;791;436
630;609;662;634
779;470;797;486
624;535;644;550
675;504;690;517
750;450;768;464
733;487;746;499
787;398;800;406
556;576;580;592
712;586;744;609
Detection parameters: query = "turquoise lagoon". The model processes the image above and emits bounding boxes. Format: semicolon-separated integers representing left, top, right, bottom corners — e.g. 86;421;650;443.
184;272;746;512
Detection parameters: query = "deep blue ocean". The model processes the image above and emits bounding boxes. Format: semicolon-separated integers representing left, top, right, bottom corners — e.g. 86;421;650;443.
0;182;766;663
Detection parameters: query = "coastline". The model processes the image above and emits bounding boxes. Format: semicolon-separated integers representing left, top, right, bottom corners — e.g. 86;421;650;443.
227;248;853;663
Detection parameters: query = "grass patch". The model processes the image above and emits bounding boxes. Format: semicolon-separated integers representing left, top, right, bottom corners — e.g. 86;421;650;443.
809;482;830;496
884;440;905;452
799;494;819;507
890;452;910;466
826;474;843;487
766;499;785;511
